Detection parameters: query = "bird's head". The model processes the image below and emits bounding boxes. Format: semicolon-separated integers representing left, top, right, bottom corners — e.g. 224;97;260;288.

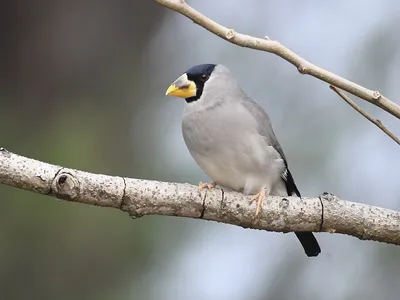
165;64;217;103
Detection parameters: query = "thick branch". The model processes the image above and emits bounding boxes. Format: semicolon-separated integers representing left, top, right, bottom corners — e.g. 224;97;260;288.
154;0;400;120
0;148;399;246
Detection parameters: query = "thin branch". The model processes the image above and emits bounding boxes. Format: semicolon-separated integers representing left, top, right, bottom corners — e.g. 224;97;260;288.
330;85;400;145
154;0;400;120
1;148;399;247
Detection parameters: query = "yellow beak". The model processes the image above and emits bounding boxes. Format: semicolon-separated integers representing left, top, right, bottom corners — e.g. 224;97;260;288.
165;73;197;98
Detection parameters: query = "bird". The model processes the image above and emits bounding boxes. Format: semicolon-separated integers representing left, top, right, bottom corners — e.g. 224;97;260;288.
165;63;321;257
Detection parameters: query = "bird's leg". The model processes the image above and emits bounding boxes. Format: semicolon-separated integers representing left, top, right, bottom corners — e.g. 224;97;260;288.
248;188;267;218
198;181;217;191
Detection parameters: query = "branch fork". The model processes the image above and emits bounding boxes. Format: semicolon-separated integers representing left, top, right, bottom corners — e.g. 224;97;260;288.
154;0;400;144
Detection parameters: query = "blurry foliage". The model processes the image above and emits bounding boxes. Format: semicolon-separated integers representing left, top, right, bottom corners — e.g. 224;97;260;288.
0;1;193;299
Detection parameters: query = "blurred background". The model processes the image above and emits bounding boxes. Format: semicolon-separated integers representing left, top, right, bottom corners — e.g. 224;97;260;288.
0;0;399;299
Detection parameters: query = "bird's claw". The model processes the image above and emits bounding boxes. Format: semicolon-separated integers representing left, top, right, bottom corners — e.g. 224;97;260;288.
198;181;216;191
248;188;266;219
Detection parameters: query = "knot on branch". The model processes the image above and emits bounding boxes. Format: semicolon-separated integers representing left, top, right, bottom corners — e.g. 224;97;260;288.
297;65;308;74
52;171;80;200
319;192;338;202
372;91;382;101
279;198;289;209
225;29;235;40
0;148;10;158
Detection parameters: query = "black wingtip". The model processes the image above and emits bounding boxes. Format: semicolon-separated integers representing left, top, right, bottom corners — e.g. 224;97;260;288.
295;232;321;257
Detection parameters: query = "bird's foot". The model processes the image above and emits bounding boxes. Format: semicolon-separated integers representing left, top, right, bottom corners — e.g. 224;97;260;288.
198;181;217;191
248;188;266;218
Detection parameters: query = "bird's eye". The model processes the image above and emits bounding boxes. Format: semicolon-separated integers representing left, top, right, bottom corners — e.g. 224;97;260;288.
200;74;209;82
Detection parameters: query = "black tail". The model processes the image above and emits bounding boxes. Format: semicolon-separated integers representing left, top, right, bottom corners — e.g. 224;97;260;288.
282;168;321;257
295;232;321;257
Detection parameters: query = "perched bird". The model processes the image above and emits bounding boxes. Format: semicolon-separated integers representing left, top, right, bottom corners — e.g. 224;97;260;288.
165;64;321;257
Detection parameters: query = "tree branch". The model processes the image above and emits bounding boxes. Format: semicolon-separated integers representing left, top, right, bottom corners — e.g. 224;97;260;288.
330;85;400;145
1;148;399;247
154;0;400;120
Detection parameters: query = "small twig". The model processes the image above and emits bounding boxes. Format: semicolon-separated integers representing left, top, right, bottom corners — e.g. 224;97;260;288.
330;85;400;145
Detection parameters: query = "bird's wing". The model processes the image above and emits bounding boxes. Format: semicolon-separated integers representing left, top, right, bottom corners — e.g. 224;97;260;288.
242;97;320;257
241;98;301;197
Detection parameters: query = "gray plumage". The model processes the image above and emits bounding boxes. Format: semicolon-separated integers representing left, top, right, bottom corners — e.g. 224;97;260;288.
176;64;320;257
182;65;286;196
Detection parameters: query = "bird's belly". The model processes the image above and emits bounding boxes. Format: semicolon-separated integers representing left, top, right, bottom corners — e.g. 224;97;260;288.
195;154;268;194
189;142;282;195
